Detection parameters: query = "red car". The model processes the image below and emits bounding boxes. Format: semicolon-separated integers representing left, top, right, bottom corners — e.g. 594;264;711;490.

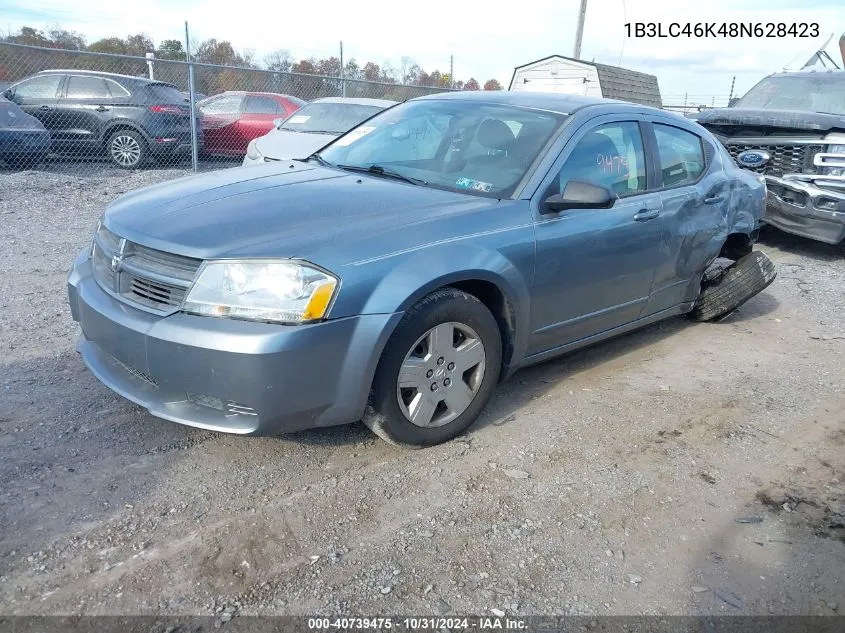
197;91;305;156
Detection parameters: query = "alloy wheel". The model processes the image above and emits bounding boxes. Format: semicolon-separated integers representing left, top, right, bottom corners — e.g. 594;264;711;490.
110;135;142;167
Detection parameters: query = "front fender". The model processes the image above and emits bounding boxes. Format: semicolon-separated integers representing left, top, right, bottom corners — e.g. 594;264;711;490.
333;236;535;375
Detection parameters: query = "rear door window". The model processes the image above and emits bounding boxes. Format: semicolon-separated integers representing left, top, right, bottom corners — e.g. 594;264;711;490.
104;80;131;97
244;96;282;114
653;124;706;187
66;75;111;99
199;95;243;115
11;75;63;100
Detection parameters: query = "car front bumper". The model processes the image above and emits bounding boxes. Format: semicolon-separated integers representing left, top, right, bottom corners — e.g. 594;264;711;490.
763;175;845;244
67;252;401;435
0;130;51;155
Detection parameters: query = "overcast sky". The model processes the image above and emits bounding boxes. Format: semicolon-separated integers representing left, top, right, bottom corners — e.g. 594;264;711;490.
3;0;843;104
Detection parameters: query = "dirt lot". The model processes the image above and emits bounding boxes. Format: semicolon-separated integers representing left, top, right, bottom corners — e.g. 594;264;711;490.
1;164;844;618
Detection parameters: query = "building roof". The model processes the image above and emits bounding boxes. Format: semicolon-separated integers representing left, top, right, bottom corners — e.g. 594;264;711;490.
509;55;662;108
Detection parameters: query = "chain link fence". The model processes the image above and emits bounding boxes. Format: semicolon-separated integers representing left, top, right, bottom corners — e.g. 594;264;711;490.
0;42;450;171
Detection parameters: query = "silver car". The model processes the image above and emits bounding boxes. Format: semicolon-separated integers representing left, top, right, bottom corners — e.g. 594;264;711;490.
243;97;396;165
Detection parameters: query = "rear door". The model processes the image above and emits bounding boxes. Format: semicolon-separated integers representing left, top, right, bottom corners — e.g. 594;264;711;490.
237;95;285;152
6;74;63;132
54;75;128;152
640;118;726;314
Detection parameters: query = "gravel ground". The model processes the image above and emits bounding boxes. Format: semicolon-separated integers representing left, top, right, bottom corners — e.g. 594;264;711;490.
1;163;844;618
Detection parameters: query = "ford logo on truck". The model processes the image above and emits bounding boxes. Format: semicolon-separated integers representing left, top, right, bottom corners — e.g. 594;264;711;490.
737;150;770;168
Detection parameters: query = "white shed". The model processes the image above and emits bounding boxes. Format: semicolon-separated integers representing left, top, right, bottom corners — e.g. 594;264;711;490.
508;55;662;108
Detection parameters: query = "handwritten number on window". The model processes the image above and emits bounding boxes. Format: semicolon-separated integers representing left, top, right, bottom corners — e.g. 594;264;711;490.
596;154;630;178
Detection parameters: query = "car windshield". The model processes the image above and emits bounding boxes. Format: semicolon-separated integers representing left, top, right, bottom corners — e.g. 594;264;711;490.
318;99;565;198
280;102;386;134
736;74;845;114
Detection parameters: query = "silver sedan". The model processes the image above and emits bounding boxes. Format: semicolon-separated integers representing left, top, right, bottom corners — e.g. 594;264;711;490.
243;97;396;165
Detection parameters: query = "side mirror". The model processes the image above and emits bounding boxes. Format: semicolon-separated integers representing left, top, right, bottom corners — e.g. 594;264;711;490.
543;180;615;213
273;118;284;128
3;89;13;100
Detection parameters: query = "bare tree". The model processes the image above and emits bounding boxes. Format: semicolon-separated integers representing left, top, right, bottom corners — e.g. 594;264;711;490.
264;49;293;73
47;26;86;50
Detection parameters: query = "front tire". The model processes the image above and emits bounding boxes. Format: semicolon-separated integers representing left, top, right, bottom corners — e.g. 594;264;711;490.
363;288;502;447
107;129;148;169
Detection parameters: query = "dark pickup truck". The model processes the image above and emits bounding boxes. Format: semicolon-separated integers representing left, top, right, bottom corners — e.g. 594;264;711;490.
695;70;845;245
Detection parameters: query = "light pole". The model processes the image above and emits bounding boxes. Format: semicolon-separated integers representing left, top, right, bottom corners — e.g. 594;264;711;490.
573;0;588;59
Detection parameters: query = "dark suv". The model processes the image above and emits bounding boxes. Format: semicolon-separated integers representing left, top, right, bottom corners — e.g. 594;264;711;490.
2;70;201;168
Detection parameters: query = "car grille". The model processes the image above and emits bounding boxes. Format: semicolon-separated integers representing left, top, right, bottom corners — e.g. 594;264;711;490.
91;224;201;315
724;143;824;178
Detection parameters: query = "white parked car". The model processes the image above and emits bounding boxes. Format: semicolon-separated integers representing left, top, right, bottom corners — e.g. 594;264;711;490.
243;97;396;166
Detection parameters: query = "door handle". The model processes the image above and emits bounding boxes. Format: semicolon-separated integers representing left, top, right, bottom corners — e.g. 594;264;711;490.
39;105;51;111
633;208;660;222
704;194;725;205
95;106;109;112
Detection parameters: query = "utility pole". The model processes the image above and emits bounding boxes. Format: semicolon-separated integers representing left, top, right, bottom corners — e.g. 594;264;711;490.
145;52;155;80
339;41;345;97
185;21;198;172
728;75;736;103
573;0;588;59
450;55;454;89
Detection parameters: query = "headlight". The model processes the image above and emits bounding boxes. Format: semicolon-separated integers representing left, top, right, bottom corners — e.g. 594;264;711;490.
91;218;119;257
181;260;338;324
245;140;264;162
822;144;845;177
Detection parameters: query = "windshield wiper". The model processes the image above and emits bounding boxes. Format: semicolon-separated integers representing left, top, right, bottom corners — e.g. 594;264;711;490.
336;164;427;186
307;153;334;168
281;128;335;134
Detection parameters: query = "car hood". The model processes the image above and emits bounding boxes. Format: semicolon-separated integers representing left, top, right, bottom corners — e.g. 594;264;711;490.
254;129;338;160
103;162;496;266
695;107;845;135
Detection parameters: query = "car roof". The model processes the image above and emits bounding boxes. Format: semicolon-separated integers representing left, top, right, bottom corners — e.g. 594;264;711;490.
214;91;298;98
413;89;648;115
310;97;398;107
36;69;157;83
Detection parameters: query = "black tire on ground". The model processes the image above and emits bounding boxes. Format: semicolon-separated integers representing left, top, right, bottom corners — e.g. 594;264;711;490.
363;288;502;448
1;153;45;169
690;251;777;322
106;129;148;169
